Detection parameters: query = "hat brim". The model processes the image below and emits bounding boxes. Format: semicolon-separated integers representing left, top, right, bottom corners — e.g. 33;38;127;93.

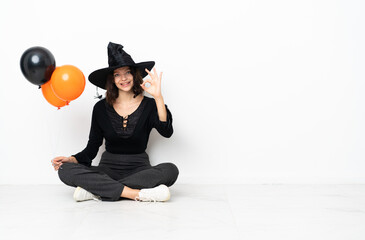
88;61;155;90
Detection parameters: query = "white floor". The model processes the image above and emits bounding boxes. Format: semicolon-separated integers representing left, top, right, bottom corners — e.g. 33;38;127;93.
1;184;365;240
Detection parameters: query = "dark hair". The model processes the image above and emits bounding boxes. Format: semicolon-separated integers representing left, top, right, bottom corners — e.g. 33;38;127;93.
106;66;144;105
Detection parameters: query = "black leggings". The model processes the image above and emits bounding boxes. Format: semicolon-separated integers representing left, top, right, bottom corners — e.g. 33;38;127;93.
58;151;179;201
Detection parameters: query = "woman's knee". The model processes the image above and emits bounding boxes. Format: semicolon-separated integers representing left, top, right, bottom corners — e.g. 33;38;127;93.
57;162;78;186
158;162;179;186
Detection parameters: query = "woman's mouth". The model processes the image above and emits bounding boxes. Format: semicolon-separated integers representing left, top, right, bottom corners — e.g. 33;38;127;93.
120;81;131;87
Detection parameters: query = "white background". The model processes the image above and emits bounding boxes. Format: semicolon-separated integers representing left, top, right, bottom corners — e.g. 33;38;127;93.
0;0;364;184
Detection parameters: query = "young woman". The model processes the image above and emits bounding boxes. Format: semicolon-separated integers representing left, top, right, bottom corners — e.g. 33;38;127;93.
51;42;179;202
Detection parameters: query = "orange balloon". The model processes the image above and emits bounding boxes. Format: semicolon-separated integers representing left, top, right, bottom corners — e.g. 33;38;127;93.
41;81;68;109
50;65;85;101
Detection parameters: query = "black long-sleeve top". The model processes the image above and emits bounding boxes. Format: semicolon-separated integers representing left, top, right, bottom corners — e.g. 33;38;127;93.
73;96;173;166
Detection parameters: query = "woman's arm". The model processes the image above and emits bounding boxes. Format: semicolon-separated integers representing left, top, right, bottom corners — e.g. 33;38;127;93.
148;99;173;138
51;102;103;170
154;96;167;122
141;67;168;122
72;104;104;166
141;67;173;137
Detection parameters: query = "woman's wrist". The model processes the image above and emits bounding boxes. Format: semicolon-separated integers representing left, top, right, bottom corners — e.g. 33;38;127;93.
69;156;78;163
154;95;164;103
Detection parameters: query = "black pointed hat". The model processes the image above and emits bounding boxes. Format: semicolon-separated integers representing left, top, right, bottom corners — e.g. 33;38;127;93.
88;42;155;89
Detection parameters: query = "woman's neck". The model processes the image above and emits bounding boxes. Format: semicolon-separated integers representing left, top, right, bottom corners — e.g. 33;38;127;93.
115;91;142;105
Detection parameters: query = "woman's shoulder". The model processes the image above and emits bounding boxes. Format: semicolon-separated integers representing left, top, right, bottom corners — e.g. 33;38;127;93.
143;95;158;109
92;98;107;111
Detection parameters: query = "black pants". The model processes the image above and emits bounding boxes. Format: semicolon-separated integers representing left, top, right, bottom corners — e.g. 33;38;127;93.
58;151;179;201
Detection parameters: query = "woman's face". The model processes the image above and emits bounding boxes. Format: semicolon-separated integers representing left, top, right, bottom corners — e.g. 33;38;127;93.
113;66;134;92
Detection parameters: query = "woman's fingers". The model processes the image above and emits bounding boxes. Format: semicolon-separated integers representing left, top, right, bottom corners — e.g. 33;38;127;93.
54;162;63;171
146;68;161;81
142;78;153;84
145;68;154;78
52;161;62;171
51;156;67;171
52;156;65;162
143;68;162;98
141;79;152;88
159;71;163;82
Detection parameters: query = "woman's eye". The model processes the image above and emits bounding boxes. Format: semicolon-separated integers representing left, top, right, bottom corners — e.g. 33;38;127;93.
126;71;131;75
114;74;119;77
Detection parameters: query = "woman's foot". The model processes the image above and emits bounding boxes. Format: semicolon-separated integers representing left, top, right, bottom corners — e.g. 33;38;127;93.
73;187;101;202
136;185;171;202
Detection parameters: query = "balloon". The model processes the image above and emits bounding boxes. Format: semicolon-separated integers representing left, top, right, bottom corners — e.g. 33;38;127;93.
41;81;67;109
20;46;56;86
50;65;85;101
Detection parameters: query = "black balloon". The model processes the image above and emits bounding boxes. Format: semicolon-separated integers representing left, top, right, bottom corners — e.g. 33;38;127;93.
20;46;56;86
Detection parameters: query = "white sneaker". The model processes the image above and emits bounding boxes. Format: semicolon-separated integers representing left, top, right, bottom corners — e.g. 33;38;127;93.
73;187;101;202
137;185;171;202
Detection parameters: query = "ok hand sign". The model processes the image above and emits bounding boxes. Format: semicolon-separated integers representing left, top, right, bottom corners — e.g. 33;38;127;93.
141;67;163;99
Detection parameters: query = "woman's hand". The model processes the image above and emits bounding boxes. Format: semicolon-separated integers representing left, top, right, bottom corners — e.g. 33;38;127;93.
141;67;163;99
51;156;77;171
